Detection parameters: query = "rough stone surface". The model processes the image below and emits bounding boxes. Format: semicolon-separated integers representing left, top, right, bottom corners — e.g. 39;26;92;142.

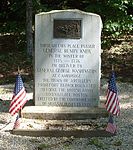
35;10;102;107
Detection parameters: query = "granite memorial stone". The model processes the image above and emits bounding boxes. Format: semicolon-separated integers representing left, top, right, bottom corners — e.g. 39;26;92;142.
35;10;102;107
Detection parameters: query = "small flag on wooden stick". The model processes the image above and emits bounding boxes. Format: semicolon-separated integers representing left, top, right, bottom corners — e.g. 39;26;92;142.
106;114;117;134
105;70;120;116
9;72;27;116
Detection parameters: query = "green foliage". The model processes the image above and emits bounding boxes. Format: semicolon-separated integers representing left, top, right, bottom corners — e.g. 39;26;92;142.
84;0;133;39
0;21;25;35
32;0;51;13
0;0;26;34
0;0;132;47
34;0;132;48
113;139;122;146
89;138;105;149
38;143;50;150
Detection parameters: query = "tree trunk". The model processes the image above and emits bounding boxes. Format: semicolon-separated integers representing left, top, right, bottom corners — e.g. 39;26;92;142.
26;0;33;56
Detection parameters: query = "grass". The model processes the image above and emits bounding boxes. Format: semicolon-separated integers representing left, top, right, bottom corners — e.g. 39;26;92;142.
38;143;50;149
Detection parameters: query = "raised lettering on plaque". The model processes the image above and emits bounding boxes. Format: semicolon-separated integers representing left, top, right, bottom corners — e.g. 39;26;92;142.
53;19;81;39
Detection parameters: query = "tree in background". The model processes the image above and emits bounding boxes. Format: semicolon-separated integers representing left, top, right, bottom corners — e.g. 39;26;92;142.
39;0;133;47
26;0;33;56
0;0;132;83
0;0;25;34
0;0;133;52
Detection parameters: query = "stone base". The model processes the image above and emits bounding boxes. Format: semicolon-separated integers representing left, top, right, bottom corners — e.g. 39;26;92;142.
11;129;115;137
21;105;108;120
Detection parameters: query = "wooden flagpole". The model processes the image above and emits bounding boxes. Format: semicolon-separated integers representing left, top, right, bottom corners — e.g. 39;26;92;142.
112;64;114;71
18;66;20;74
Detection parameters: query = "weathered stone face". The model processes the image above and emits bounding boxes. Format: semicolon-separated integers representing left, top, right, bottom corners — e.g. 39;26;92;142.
35;10;102;107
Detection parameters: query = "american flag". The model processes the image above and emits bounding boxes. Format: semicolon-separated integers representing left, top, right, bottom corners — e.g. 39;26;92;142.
13;113;21;129
9;74;27;116
106;115;117;134
105;71;120;116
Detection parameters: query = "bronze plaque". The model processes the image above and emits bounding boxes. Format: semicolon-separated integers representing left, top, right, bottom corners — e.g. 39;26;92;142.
53;19;81;39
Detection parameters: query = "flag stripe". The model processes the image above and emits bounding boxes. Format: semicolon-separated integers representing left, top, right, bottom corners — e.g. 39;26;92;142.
9;93;27;115
111;97;118;114
10;91;26;107
106;92;115;110
9;89;26;112
10;97;27;115
11;98;27;115
9;88;26;111
9;74;27;116
106;96;115;112
108;94;117;112
11;87;25;104
106;123;116;134
9;90;26;112
106;115;117;134
105;71;120;116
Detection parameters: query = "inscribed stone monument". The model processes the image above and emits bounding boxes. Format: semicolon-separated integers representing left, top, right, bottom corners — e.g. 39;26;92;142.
35;10;102;107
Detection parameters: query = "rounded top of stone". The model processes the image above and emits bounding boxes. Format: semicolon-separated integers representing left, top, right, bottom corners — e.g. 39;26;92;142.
36;9;100;18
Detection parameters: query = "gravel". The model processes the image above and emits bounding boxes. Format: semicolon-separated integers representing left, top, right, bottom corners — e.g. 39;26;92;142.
0;79;133;150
